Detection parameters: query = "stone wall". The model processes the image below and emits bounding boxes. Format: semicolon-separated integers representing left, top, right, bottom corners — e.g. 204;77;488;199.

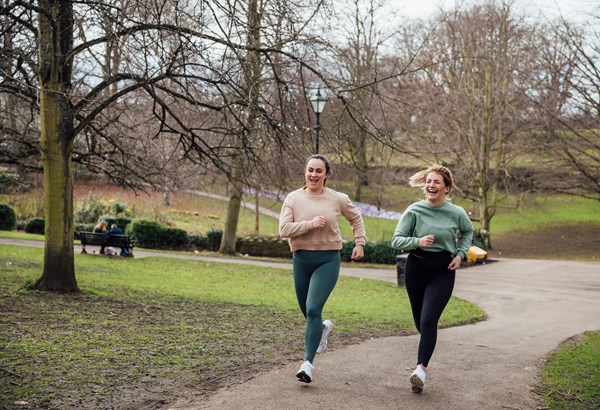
237;236;291;258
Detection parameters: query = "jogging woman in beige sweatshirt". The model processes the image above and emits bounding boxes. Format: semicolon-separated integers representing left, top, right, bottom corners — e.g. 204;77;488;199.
279;154;366;383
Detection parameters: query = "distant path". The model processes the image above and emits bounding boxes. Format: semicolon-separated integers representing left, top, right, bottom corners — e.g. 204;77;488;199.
2;238;600;409
183;189;280;218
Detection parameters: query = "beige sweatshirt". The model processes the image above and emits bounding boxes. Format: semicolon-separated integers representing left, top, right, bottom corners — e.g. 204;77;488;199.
279;187;366;251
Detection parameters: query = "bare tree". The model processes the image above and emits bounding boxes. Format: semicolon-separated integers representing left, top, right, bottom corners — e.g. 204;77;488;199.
395;1;542;247
0;0;330;291
0;0;40;186
537;15;600;200
327;0;385;201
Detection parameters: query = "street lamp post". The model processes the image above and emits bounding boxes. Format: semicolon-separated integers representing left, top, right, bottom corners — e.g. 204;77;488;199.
310;88;327;154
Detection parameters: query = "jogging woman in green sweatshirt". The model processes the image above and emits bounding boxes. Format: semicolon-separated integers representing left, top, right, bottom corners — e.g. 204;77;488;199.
391;165;474;394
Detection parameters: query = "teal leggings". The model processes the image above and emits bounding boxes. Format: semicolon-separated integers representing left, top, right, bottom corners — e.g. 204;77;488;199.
293;250;340;363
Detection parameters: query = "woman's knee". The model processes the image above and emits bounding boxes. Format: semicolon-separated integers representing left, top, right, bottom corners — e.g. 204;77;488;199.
306;305;323;322
420;314;441;332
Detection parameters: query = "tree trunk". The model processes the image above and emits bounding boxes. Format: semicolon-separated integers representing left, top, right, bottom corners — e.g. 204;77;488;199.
220;168;243;255
220;0;261;254
254;192;260;235
31;0;79;292
353;148;368;202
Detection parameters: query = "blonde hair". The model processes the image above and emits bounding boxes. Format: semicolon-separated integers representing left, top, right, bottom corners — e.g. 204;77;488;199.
409;165;455;192
93;220;108;232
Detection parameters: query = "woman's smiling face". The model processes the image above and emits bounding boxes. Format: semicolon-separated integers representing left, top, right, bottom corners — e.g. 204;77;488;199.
424;171;449;205
305;158;328;193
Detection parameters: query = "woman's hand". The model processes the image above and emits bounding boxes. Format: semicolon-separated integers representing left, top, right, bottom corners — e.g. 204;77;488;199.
448;255;462;270
351;245;364;260
418;234;435;248
311;215;327;228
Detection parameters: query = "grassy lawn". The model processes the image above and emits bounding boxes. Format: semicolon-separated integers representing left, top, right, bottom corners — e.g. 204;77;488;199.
0;244;484;409
538;330;600;409
484;195;600;235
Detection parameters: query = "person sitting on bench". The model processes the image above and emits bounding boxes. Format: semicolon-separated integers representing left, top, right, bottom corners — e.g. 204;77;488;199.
93;220;108;254
104;224;131;257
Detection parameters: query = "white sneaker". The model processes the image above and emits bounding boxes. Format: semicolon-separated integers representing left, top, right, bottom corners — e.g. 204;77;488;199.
410;365;426;393
316;320;333;353
296;360;314;383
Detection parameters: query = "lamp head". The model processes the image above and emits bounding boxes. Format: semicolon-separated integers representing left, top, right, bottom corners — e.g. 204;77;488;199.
310;88;327;114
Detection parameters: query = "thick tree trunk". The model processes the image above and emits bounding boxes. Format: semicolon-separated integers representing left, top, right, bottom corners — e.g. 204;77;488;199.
31;0;79;292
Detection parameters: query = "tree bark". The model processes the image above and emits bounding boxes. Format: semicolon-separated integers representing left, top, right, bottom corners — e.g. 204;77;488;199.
31;0;79;292
220;171;243;255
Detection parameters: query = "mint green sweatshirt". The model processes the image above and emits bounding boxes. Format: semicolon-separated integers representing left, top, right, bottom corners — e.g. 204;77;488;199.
391;200;474;260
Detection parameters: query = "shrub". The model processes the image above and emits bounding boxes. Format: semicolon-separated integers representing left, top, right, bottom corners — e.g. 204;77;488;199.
341;240;397;265
129;219;164;249
127;220;188;249
75;194;107;224
364;241;398;264
206;229;222;251
0;204;17;230
24;218;45;234
3;195;44;221
75;195;132;224
162;227;189;249
189;234;208;250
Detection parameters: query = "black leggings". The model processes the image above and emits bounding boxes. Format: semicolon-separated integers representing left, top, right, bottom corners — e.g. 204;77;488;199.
405;249;455;367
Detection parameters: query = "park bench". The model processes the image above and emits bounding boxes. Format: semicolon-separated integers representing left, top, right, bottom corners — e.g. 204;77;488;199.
78;231;134;256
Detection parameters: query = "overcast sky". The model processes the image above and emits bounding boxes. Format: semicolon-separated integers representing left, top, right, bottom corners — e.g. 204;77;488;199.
393;0;596;21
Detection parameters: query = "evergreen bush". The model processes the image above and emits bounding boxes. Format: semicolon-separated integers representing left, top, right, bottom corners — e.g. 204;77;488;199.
0;204;17;230
341;240;397;264
24;218;45;234
129;219;164;249
206;229;223;251
162;227;189;249
189;234;208;250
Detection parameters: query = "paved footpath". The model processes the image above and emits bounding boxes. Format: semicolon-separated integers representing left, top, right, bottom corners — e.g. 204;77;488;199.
2;239;599;409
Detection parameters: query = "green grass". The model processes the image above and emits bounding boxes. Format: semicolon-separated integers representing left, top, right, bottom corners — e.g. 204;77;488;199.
484;195;600;235
539;330;600;409
0;244;484;408
0;230;45;241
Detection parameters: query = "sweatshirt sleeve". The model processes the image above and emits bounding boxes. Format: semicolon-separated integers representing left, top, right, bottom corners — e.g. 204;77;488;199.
278;195;315;238
340;195;366;246
455;207;474;259
390;210;419;251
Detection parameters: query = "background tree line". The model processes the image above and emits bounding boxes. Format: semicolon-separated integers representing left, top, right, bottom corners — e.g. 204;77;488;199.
0;0;598;291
